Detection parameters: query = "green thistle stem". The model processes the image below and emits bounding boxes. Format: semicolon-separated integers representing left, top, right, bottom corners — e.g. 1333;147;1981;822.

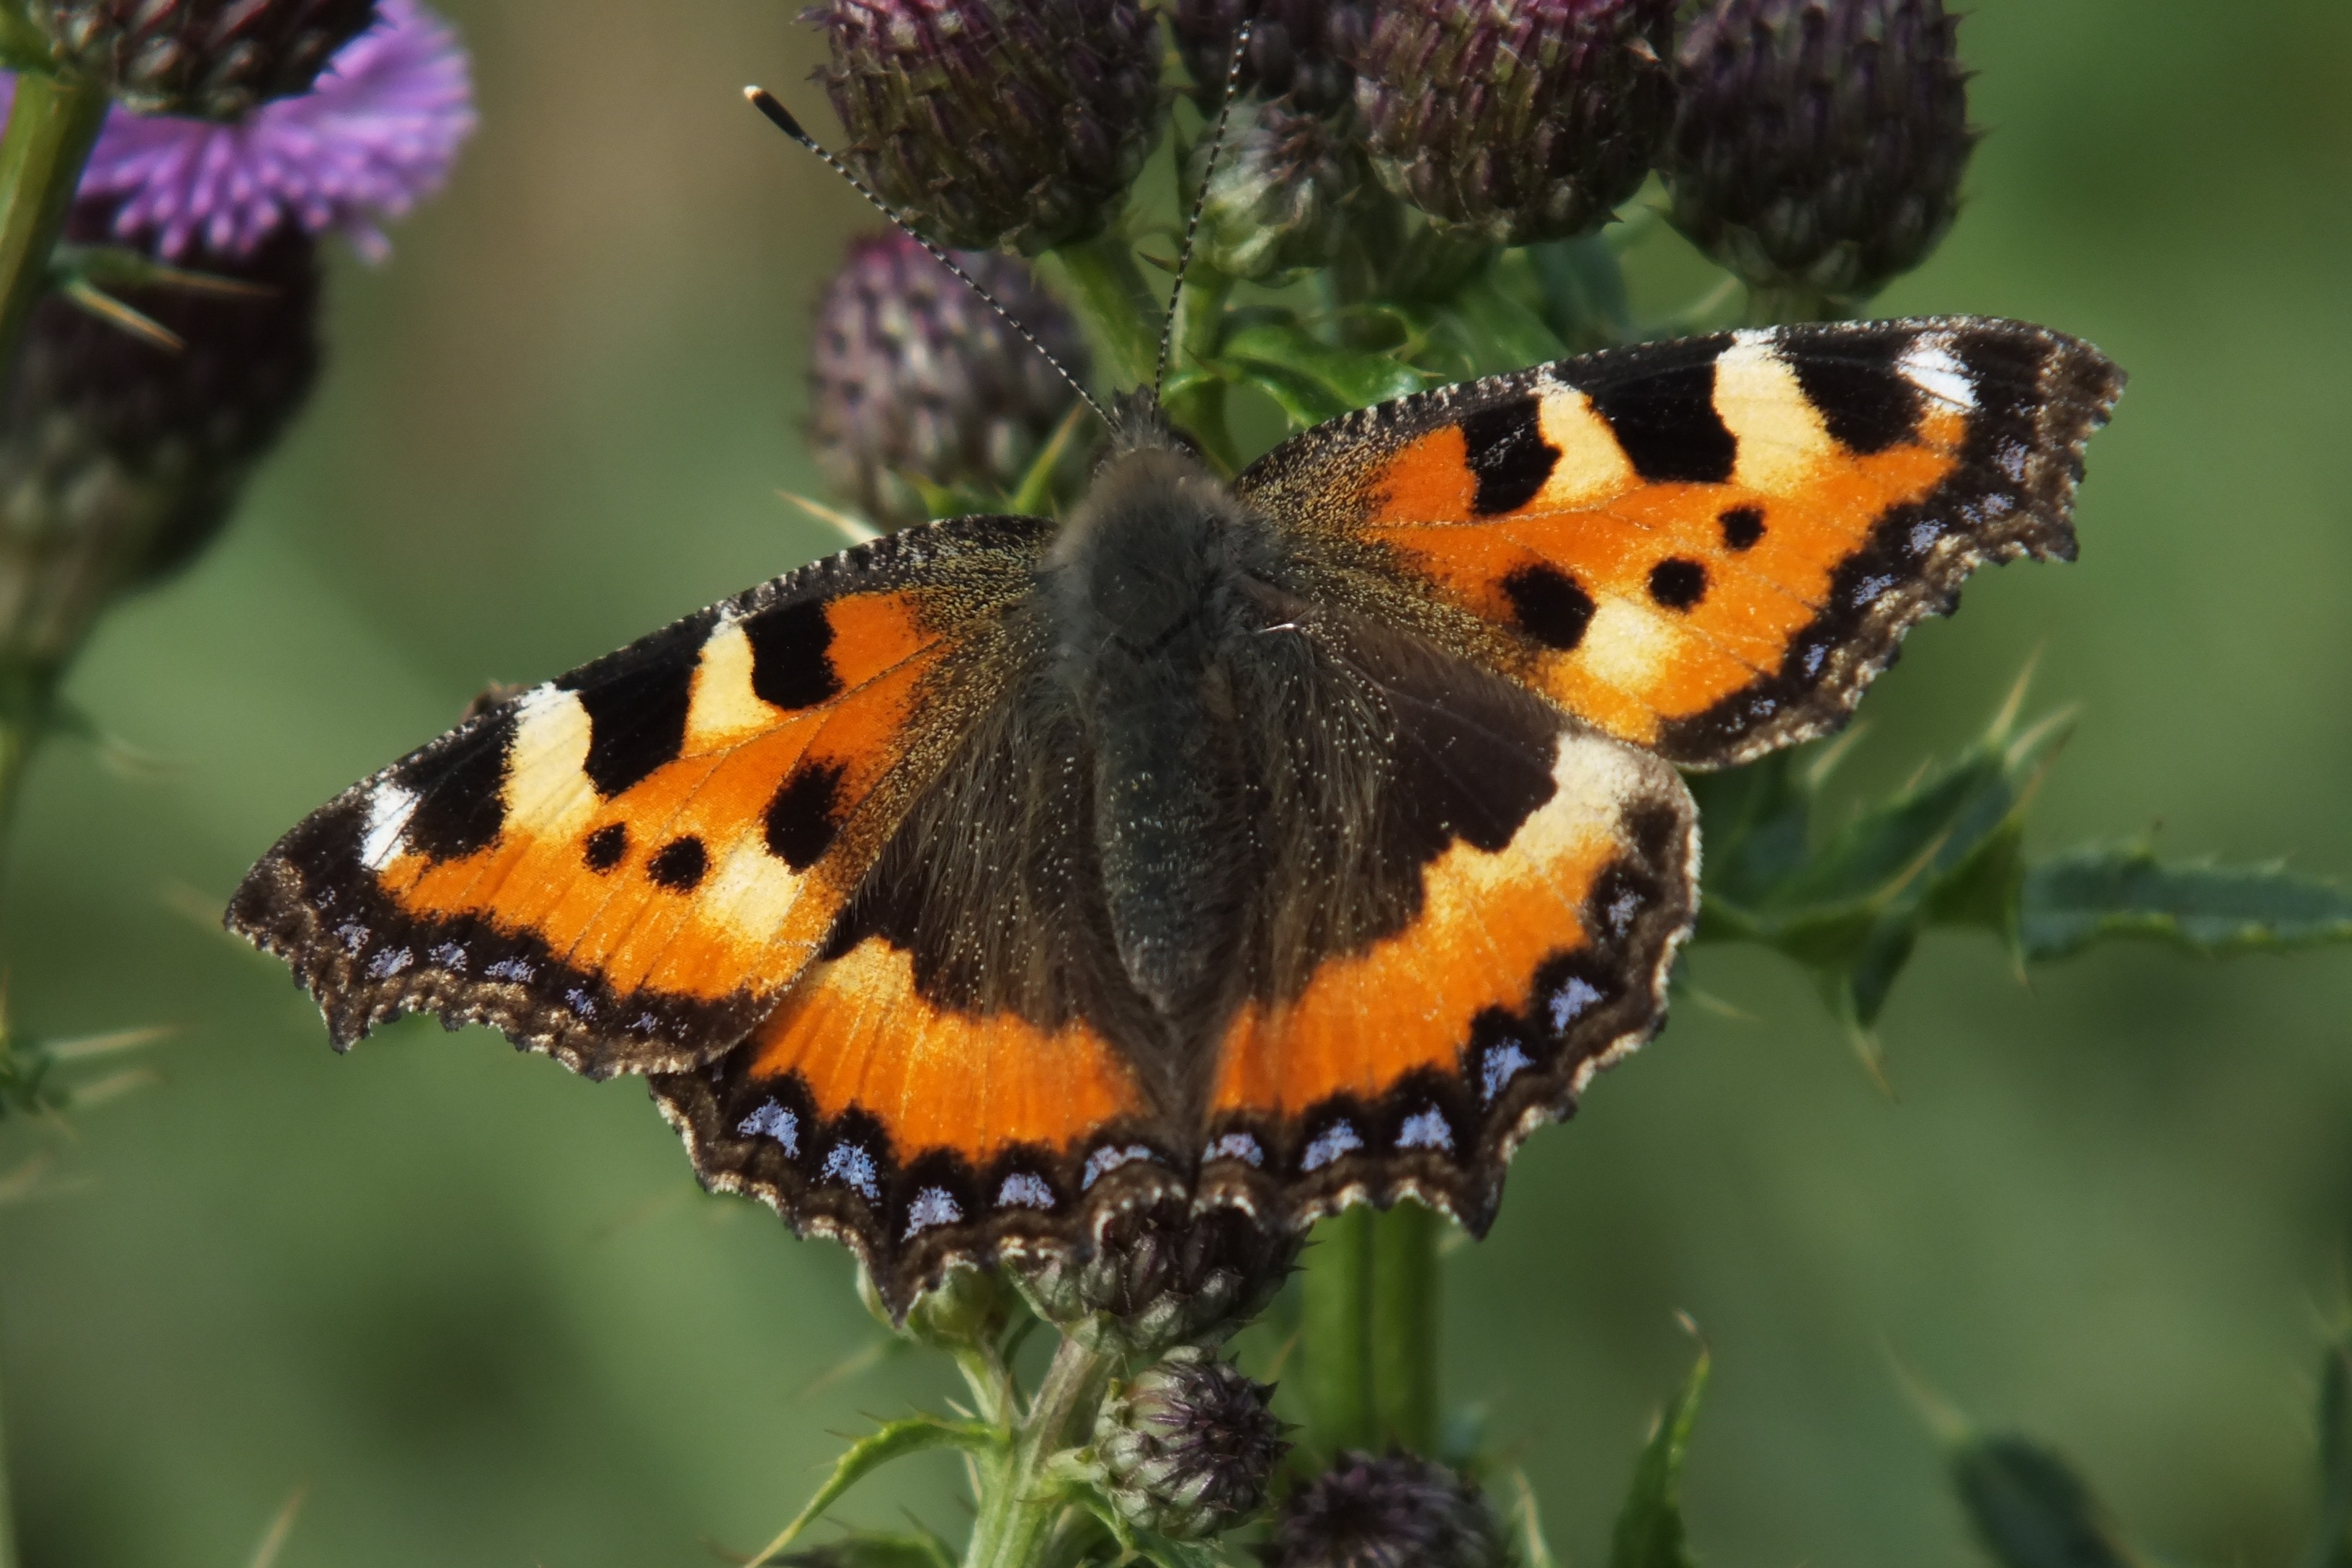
1369;1199;1440;1453
963;1335;1110;1568
1299;1203;1444;1458
1041;233;1161;394
1745;281;1838;325
0;66;108;373
1300;1206;1376;1454
1162;262;1236;469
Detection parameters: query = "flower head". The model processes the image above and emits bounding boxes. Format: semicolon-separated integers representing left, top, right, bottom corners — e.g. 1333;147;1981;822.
35;0;377;120
805;0;1163;254
1095;1346;1286;1540
807;231;1090;527
1190;94;1368;283
1168;0;1370;117
1351;0;1679;246
1667;0;1974;307
0;203;322;670
1270;1451;1508;1568
65;0;475;262
1012;1199;1298;1358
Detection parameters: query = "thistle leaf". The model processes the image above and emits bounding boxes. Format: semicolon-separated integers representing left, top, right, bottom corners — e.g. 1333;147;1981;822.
1217;321;1426;420
2298;1335;2352;1568
1951;1435;2143;1568
1608;1346;1710;1568
2019;846;2352;962
746;1417;999;1568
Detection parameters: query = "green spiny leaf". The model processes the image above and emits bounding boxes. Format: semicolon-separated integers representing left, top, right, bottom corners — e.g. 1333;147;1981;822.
1608;1345;1710;1568
1217;321;1426;419
779;1528;958;1568
1951;1435;2142;1568
2019;845;2352;962
747;1417;1000;1568
2297;1334;2352;1568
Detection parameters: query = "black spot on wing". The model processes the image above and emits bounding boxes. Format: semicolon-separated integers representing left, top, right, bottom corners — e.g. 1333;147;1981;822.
1786;324;1921;455
1647;558;1708;610
648;836;709;891
584;823;627;871
1719;505;1765;550
562;612;715;799
1458;396;1561;515
396;708;515;862
743;599;843;710
765;760;847;870
1569;334;1736;484
1500;563;1595;651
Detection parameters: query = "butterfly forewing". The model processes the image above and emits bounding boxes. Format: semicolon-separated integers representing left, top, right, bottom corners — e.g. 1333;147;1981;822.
228;514;1056;1079
1239;316;2125;767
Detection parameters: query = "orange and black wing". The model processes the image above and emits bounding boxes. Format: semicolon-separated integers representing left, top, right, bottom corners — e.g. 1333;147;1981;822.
654;604;1698;1306
227;514;1054;1079
651;683;1169;1308
1239;317;2124;767
1190;612;1697;1237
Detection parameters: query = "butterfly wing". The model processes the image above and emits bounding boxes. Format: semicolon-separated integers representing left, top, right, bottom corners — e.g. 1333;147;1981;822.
228;514;1055;1079
1239;317;2124;767
1191;609;1697;1236
652;676;1167;1306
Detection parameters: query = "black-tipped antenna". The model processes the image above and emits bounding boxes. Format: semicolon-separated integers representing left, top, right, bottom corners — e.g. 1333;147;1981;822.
745;86;1112;431
1152;22;1254;398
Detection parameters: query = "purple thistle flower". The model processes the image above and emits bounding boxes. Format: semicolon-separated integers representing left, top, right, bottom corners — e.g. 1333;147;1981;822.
4;0;475;263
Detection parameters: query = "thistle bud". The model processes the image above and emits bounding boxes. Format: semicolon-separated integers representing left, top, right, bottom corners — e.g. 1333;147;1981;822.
1352;0;1678;246
1190;95;1366;283
806;232;1089;528
858;1259;1018;1349
1666;0;1974;308
1093;1346;1286;1540
0;210;321;673
1270;1451;1509;1568
1168;0;1369;117
35;0;378;120
1012;1201;1296;1358
804;0;1163;254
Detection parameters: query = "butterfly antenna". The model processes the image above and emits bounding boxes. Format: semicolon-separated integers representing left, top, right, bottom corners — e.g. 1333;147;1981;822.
745;86;1112;430
1152;20;1253;398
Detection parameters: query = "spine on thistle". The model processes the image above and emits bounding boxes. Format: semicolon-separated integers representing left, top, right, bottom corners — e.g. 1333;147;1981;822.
803;0;1164;254
1667;0;1976;310
1350;0;1680;246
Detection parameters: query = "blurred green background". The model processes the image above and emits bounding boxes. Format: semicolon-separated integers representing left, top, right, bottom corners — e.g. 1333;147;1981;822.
4;1;2349;1563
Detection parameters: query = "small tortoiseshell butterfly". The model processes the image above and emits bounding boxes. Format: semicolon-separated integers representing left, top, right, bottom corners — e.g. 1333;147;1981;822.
229;314;2120;1313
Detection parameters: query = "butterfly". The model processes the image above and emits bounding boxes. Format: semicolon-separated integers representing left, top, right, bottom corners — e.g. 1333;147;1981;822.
228;316;2121;1314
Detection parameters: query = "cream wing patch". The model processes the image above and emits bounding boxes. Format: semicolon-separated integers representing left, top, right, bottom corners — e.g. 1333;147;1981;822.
504;684;599;837
1714;331;1839;496
687;617;777;750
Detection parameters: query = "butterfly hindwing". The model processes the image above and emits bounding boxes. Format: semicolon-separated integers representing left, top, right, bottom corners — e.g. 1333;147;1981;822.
654;672;1174;1297
1192;613;1697;1234
227;514;1056;1079
1241;316;2125;767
